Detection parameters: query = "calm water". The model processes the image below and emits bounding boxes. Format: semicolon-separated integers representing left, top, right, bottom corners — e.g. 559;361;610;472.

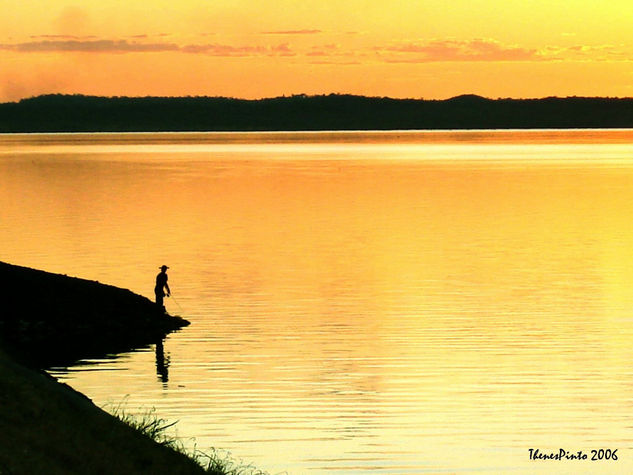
2;130;633;474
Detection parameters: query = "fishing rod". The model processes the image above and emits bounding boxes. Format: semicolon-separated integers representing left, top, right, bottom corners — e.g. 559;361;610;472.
169;294;185;314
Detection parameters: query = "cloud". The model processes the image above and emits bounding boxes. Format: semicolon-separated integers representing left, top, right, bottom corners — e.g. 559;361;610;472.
379;38;540;62
181;43;267;55
261;29;322;35
307;43;342;57
565;44;625;59
309;60;361;66
0;36;296;57
2;36;630;64
181;43;295;56
0;39;179;53
30;34;97;40
535;44;630;61
376;38;633;63
271;43;295;56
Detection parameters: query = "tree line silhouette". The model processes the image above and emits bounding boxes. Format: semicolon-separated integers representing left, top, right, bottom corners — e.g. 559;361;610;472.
1;93;633;132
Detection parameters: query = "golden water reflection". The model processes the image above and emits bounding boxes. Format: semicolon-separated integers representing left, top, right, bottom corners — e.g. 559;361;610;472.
2;131;633;473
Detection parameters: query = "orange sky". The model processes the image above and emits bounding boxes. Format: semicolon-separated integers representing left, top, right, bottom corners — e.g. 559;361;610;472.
2;1;633;102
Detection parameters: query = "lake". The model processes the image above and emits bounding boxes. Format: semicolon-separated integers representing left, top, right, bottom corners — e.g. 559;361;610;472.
1;130;633;474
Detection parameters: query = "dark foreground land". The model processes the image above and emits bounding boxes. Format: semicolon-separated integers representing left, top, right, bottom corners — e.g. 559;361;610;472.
1;94;633;132
0;262;205;474
0;261;188;367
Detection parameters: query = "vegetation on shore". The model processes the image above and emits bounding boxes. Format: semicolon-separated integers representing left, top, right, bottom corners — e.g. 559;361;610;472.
109;405;269;475
1;93;633;132
0;346;205;474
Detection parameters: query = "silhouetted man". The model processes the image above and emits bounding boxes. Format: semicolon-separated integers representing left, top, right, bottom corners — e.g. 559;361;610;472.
155;265;171;311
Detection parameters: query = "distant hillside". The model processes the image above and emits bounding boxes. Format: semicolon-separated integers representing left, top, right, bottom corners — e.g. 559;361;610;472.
1;94;633;132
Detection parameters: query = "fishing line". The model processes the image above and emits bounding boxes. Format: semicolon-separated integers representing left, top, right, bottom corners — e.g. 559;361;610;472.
169;295;186;314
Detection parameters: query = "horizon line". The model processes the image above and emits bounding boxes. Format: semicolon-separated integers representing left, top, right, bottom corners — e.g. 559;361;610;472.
4;92;633;105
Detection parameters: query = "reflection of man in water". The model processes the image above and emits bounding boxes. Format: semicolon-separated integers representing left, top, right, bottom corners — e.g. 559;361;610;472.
155;265;171;311
155;339;170;383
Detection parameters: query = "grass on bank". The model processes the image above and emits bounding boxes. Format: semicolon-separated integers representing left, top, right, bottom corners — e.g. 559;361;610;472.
0;347;206;475
108;403;271;475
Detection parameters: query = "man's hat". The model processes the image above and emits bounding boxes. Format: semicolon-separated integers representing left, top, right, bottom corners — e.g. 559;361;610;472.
160;265;169;270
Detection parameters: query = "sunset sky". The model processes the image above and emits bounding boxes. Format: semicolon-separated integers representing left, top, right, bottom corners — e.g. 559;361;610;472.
2;1;633;102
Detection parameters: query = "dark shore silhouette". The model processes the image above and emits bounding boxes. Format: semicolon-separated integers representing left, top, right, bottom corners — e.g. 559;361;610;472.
0;261;203;474
1;93;633;132
0;261;188;368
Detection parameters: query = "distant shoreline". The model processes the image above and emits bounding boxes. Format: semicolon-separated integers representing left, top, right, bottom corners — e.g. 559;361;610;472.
2;94;633;132
4;127;633;135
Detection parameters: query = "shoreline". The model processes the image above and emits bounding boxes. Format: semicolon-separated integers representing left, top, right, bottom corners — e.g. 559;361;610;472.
0;261;189;368
2;94;633;132
0;261;206;474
